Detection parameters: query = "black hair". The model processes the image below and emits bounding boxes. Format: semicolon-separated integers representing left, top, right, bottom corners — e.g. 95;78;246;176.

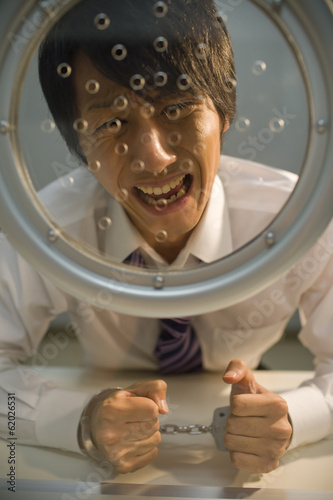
39;0;237;163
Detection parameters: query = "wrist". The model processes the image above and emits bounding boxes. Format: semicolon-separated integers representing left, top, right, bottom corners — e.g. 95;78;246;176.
78;387;122;462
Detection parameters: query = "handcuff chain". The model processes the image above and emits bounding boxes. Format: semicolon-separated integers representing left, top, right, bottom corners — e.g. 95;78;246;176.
159;406;230;451
160;423;213;435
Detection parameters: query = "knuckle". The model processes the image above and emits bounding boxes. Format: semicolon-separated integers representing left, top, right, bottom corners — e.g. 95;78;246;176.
153;417;161;431
99;399;121;419
106;447;124;464
142;418;159;435
116;461;133;474
95;429;118;447
127;426;143;442
150;404;160;419
154;431;162;446
151;446;159;461
264;441;285;462
155;379;167;392
230;395;245;415
274;441;288;458
143;397;160;415
225;416;236;433
276;420;292;440
273;397;289;416
223;432;234;450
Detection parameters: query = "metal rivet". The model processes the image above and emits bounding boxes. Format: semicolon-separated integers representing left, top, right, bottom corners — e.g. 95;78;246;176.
130;74;145;91
153;37;168;53
94;13;110;30
316;119;327;134
0;121;9;134
111;44;127;61
153;1;168;18
47;229;58;242
265;231;275;247
153;275;165;289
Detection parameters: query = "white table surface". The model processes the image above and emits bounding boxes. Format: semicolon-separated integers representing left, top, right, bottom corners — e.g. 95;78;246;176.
0;367;332;499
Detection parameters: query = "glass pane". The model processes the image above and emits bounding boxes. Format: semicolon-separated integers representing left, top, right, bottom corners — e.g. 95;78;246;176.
17;0;309;271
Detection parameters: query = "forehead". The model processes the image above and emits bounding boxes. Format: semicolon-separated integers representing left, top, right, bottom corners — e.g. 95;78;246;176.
73;52;120;113
73;51;201;115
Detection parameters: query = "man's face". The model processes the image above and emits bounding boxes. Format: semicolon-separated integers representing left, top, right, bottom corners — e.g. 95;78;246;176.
74;53;226;254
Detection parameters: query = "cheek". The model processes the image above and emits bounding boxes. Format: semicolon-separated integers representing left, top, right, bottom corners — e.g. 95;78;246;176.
83;138;111;162
92;169;115;195
195;113;221;151
83;143;122;193
84;140;114;169
196;122;221;195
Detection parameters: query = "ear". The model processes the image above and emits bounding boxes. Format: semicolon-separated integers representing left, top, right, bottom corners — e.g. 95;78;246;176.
220;118;230;148
222;118;230;134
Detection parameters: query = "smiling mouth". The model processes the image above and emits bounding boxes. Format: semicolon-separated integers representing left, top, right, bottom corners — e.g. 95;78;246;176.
135;174;192;207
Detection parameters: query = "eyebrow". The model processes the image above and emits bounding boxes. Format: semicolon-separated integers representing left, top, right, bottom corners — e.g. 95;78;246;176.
85;90;203;114
87;99;117;113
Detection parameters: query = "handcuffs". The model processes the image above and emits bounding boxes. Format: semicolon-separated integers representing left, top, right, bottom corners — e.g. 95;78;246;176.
78;387;230;462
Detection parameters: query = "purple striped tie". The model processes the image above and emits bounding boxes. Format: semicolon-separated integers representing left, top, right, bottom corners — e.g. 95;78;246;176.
125;250;203;374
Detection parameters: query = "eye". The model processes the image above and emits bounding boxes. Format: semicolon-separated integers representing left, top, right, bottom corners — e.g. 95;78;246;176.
94;117;124;136
163;101;196;121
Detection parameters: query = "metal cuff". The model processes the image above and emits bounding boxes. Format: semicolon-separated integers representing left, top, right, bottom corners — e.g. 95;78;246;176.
78;387;122;462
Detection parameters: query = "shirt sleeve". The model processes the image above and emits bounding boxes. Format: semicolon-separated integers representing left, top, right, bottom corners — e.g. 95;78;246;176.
0;233;90;454
280;223;333;449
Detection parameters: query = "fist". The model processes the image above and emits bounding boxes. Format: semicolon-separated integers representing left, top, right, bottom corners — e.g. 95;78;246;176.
90;380;168;473
223;359;292;474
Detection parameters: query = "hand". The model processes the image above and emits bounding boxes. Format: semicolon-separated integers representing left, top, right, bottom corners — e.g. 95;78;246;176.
222;359;292;474
90;380;168;473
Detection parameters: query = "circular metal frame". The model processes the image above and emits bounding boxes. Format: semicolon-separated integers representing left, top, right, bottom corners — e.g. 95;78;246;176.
0;0;332;317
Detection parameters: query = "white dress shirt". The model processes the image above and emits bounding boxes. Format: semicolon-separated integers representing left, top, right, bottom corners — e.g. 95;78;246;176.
0;155;332;456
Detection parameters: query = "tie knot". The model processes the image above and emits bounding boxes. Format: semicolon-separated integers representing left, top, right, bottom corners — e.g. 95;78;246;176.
124;249;146;268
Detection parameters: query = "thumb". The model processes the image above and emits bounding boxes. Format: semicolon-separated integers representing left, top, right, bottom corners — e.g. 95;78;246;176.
126;380;169;414
223;359;259;395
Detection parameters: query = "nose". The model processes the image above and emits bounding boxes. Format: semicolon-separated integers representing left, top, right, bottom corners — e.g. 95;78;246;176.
133;120;177;174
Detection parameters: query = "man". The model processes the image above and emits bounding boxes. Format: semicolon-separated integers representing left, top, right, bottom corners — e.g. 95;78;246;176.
0;0;332;476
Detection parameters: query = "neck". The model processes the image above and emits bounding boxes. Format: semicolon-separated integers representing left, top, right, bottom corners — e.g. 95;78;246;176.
146;232;192;264
125;212;193;264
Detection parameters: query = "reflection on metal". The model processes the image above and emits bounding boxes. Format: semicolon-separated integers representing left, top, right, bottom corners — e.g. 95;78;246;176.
153;276;165;290
316;119;328;134
0;0;332;317
0;121;9;134
47;229;59;243
265;231;276;248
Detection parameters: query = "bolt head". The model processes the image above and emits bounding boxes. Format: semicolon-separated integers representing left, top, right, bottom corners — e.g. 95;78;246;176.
153;275;165;289
265;231;276;247
0;121;9;134
316;119;327;134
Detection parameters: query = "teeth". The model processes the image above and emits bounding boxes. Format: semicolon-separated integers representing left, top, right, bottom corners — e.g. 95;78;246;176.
178;187;187;197
137;175;185;195
142;181;189;206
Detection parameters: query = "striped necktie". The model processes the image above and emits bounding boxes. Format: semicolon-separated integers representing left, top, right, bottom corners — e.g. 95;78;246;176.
125;249;203;374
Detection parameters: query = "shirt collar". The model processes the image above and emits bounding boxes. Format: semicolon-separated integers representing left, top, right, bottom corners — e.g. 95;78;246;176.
184;174;233;263
104;171;233;266
104;196;146;263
